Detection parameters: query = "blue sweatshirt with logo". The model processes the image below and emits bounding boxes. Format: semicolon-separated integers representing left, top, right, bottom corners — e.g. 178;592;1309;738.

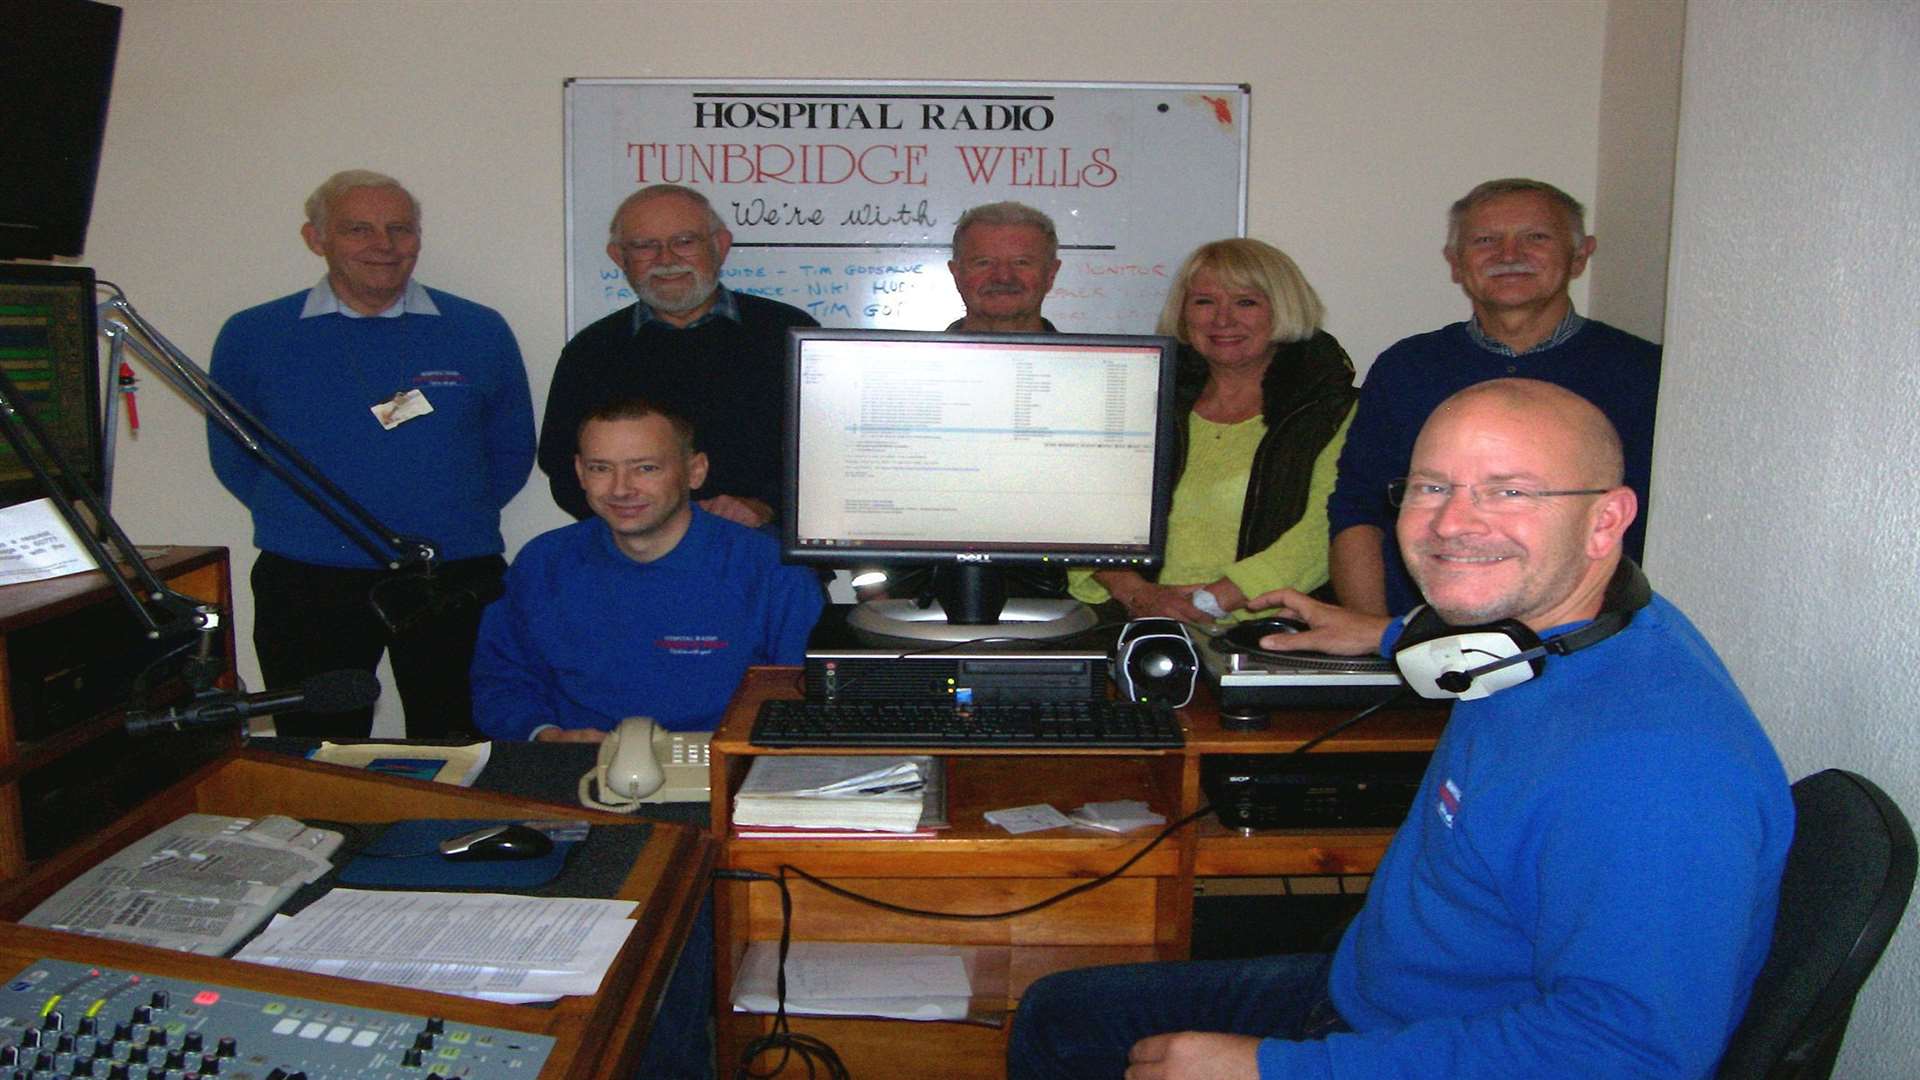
1258;595;1791;1079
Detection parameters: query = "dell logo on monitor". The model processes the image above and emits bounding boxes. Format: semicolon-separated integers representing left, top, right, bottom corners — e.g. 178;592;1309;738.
955;553;994;563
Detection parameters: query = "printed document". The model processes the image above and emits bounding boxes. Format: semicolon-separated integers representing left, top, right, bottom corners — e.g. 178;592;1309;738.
234;890;638;1004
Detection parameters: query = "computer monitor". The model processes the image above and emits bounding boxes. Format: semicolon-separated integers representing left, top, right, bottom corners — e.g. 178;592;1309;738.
783;328;1178;645
0;263;104;508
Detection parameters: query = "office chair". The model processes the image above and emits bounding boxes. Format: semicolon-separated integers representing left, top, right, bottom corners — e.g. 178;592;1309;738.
1715;769;1916;1079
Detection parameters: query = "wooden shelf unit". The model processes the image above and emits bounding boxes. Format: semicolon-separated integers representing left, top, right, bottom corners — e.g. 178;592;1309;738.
708;667;1448;1079
0;546;236;879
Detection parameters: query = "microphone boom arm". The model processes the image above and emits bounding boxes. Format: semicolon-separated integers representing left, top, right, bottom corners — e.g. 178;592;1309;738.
0;365;216;647
98;293;438;572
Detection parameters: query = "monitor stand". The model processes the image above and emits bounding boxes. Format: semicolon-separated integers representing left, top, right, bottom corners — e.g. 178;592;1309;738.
844;564;1099;646
846;597;1098;646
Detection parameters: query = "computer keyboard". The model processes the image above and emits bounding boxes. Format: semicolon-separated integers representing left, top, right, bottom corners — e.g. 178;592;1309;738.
751;698;1185;749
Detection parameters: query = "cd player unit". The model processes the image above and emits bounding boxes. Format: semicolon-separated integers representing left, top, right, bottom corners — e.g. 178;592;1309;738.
1203;751;1432;831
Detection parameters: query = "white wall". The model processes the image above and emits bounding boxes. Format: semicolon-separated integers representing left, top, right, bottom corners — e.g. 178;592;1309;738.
88;0;1632;721
1592;0;1685;343
1660;1;1920;1074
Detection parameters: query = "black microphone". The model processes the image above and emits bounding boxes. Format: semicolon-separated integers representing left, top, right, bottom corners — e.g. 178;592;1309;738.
126;669;382;736
1437;645;1552;694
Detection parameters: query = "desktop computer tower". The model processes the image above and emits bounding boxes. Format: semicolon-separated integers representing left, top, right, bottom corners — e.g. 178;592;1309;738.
803;605;1108;703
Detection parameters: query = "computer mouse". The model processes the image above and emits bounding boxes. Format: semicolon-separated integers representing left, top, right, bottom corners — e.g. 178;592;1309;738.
1219;617;1310;652
437;824;555;862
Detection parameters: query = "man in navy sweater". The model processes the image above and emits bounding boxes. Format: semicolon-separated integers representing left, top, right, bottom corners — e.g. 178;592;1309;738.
208;170;534;738
474;399;822;742
1009;379;1789;1080
1327;179;1661;617
540;184;817;527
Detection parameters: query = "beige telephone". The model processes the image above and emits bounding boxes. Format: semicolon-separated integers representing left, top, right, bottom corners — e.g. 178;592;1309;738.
577;716;712;811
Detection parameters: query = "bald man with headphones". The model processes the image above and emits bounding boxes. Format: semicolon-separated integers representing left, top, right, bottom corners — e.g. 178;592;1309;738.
1008;379;1793;1080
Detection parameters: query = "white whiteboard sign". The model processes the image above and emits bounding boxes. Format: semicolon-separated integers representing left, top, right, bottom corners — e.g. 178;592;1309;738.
564;79;1248;336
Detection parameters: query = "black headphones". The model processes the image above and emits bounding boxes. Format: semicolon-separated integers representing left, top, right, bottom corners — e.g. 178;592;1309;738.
1392;559;1651;700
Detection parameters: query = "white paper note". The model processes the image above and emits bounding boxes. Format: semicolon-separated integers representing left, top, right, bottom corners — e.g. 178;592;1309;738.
0;498;100;584
984;804;1073;834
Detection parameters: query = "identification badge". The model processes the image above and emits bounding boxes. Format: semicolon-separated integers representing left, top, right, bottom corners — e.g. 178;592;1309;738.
372;389;433;430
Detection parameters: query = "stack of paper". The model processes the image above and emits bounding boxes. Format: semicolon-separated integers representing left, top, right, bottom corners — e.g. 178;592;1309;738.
1069;800;1167;832
730;941;974;1021
233;890;637;1004
732;756;937;833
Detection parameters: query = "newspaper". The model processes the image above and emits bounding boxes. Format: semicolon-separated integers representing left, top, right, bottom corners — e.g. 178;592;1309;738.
21;813;341;955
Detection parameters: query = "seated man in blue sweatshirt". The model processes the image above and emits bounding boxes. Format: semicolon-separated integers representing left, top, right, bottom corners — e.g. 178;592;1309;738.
1008;379;1791;1080
472;398;823;742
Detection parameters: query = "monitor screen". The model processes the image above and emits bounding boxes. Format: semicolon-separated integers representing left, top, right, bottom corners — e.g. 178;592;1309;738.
784;328;1176;642
0;263;104;508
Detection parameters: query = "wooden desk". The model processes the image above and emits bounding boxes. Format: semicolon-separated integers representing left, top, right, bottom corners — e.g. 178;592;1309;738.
709;667;1447;1078
0;749;713;1080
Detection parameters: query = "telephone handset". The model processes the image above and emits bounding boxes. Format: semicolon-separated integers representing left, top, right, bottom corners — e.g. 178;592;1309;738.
578;716;712;811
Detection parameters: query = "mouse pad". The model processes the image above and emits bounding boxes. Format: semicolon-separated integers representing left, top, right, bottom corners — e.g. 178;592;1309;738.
337;819;578;890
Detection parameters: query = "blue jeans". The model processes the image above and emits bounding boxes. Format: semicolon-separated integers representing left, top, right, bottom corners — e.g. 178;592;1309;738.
1006;953;1346;1079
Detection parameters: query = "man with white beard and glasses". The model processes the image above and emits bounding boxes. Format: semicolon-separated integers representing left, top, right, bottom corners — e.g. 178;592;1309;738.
1325;179;1661;620
1008;379;1790;1080
539;184;817;526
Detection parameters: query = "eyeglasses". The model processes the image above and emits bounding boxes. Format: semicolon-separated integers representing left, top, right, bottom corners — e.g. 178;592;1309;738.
1388;478;1611;515
616;232;710;262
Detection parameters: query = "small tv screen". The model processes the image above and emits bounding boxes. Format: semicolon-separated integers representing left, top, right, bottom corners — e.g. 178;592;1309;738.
0;264;105;508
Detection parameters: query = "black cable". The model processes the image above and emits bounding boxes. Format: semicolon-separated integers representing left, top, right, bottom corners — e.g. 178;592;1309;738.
777;800;1214;921
716;684;1415;1070
728;867;851;1080
766;690;1411;922
1291;687;1414;756
739;684;1416;928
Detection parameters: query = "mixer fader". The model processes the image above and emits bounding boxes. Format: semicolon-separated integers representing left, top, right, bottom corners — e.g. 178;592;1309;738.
0;958;554;1079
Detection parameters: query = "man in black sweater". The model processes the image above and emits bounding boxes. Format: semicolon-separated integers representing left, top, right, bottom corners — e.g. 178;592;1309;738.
540;184;818;524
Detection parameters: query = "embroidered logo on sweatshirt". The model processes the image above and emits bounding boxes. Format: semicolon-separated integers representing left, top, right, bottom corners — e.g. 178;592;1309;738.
657;635;726;656
412;370;470;387
1436;778;1462;828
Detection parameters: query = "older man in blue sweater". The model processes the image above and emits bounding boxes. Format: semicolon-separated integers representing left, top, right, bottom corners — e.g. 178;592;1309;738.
209;170;534;738
1009;380;1790;1080
1327;179;1661;619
